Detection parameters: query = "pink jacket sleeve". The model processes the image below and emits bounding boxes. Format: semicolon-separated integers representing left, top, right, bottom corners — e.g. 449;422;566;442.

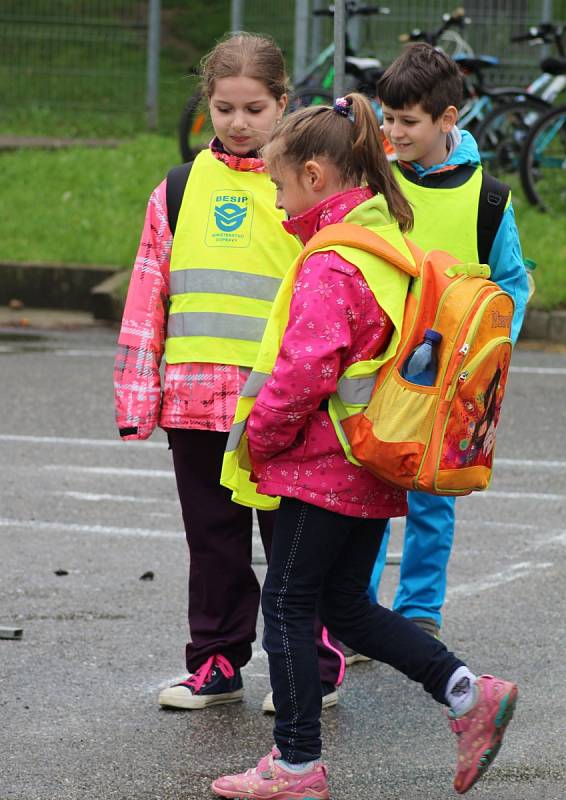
113;180;172;440
247;250;390;463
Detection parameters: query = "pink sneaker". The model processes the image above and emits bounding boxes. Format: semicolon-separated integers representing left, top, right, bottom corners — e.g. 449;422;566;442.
211;748;330;800
449;674;518;794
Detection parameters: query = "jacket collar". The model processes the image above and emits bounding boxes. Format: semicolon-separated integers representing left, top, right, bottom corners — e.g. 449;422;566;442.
282;186;373;244
209;136;265;173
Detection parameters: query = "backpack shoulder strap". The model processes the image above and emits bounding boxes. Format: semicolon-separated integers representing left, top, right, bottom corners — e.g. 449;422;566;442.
477;172;510;265
166;162;192;236
300;222;420;277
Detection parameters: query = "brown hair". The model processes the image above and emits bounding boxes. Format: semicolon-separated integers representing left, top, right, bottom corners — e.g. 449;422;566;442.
263;92;413;232
200;32;289;101
378;43;463;120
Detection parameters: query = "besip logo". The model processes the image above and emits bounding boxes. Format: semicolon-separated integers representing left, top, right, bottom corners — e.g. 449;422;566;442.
214;201;248;232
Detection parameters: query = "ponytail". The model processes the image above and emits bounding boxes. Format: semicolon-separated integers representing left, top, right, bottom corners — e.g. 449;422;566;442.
264;92;413;233
347;93;413;233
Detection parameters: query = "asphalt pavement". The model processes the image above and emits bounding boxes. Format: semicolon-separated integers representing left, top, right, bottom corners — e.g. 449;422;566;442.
1;325;565;800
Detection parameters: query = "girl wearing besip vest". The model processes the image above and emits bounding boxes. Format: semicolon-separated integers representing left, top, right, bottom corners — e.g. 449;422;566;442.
213;94;518;799
114;34;344;713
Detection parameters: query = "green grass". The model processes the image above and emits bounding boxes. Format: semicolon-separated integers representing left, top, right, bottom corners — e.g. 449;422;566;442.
0;0;230;139
0;135;178;266
0;135;564;310
509;176;566;309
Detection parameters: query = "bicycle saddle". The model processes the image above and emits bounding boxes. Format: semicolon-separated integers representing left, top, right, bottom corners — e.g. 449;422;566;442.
345;56;383;70
453;55;500;72
540;56;566;76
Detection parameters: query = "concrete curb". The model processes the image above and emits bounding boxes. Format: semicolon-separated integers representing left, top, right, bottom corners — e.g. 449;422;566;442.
1;260;565;343
0;261;118;312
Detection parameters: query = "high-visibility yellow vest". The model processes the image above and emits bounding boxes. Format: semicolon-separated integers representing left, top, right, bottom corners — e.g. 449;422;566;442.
221;194;415;510
392;163;482;262
165;149;300;367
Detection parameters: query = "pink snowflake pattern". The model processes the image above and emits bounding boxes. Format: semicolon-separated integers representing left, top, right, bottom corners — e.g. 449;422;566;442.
320;362;334;380
315;280;335;300
324;489;340;507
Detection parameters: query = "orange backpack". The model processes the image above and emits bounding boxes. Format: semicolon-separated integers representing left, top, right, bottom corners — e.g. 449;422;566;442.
306;223;515;496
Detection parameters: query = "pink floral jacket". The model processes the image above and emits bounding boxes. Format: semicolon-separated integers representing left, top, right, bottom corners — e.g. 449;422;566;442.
247;187;407;519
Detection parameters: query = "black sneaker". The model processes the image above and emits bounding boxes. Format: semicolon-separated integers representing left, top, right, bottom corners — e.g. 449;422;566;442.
158;654;243;709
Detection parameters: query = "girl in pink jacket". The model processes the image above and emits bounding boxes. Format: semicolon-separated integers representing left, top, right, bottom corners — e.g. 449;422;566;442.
212;94;518;799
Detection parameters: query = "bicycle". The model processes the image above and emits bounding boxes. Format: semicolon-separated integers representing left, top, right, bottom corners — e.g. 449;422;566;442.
520;99;566;213
473;23;565;176
401;9;551;139
178;2;389;162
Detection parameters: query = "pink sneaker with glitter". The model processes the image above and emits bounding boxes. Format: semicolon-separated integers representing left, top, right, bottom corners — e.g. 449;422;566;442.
211;748;329;800
449;674;518;794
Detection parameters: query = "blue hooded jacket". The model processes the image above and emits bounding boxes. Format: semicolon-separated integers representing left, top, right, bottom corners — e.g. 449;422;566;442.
405;129;529;343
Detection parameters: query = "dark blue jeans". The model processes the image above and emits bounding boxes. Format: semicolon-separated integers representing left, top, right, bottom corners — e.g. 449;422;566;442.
262;498;465;763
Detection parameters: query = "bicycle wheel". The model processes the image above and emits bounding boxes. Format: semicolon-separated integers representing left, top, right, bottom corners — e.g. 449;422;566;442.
179;89;213;163
475;98;546;177
520;105;566;213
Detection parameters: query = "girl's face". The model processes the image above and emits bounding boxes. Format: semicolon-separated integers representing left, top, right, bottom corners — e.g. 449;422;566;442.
270;158;349;218
270;164;316;218
209;76;286;156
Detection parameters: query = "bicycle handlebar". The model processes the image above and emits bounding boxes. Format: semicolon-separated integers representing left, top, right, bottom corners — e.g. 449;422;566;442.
511;23;564;46
313;4;390;18
399;8;470;46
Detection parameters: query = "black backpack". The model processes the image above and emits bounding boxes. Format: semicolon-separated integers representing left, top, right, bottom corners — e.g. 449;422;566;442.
165;162;509;264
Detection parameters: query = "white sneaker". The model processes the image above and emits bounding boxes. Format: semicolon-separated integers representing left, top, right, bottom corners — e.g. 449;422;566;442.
262;685;338;714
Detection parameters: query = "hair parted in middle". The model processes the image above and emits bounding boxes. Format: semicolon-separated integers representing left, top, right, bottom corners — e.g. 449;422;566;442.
263;92;413;232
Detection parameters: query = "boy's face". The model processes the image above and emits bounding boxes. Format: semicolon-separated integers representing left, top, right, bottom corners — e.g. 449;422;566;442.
381;102;457;169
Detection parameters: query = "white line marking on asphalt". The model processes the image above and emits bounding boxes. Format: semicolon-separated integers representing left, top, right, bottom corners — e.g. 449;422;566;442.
52;349;117;357
44;465;174;478
494;458;566;469
0;518;182;539
0;434;165;448
510;366;566;375
458;521;566;535
51;491;169;504
447;561;553;600
470;490;565;501
3;435;566;471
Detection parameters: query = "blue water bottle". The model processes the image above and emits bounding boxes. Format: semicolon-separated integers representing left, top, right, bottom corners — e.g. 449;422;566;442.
400;328;443;386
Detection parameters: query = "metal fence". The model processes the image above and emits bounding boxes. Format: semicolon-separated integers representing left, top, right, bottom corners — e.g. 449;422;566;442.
235;0;566;88
2;1;565;136
0;1;152;130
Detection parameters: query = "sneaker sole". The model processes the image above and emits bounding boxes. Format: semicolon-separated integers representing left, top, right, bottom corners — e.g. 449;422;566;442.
159;688;244;710
456;684;519;794
262;690;338;715
212;786;329;800
344;653;371;667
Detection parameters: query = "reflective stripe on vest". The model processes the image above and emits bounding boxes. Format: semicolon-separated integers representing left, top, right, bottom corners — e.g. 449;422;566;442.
221;200;413;509
165;149;300;367
169;269;282;301
392;163;482;262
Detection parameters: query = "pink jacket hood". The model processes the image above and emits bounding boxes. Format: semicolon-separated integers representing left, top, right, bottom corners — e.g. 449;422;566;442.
247;187;407;519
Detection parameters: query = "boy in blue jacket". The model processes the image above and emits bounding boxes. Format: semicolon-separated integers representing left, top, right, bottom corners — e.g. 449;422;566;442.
367;43;529;638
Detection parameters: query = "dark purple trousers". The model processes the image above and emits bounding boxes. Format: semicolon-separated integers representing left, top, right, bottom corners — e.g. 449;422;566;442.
168;428;342;685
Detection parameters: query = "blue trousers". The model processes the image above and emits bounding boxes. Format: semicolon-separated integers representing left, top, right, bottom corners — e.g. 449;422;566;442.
262;498;463;762
368;492;456;626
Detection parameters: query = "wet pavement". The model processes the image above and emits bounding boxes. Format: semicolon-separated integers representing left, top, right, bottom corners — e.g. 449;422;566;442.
1;325;566;800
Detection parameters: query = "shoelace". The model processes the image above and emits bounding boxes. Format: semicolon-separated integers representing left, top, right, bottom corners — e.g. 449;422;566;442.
184;654;235;694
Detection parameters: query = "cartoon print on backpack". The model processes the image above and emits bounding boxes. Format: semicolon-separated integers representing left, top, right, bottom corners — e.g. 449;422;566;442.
442;346;511;473
469;366;502;461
